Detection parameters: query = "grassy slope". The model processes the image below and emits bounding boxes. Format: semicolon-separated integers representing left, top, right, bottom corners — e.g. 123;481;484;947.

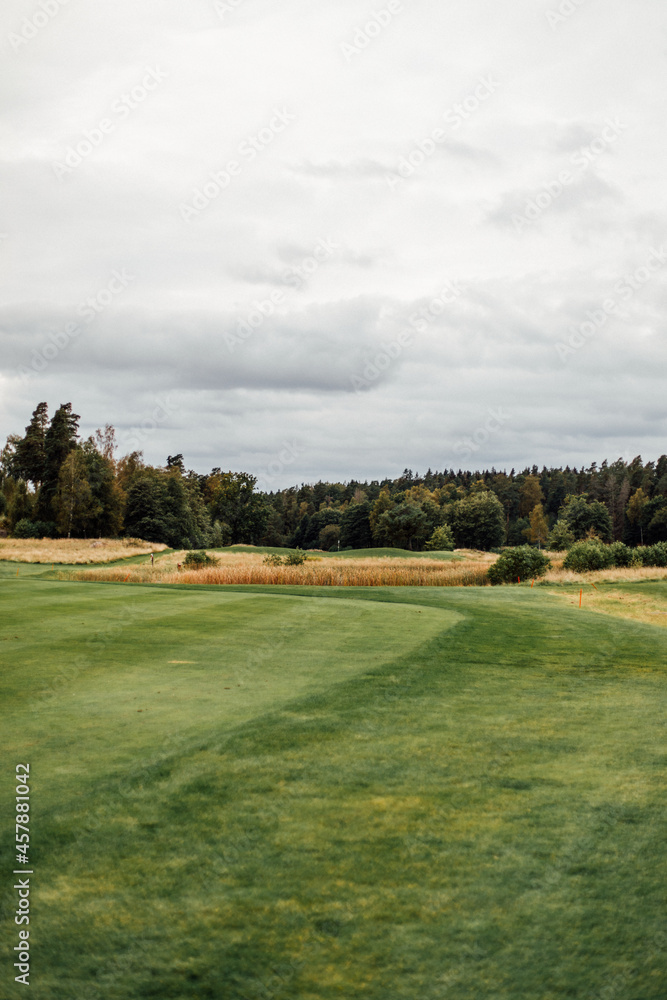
1;575;666;999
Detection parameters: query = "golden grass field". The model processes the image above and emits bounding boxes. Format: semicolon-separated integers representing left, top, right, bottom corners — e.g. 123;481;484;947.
0;537;167;564
67;549;497;587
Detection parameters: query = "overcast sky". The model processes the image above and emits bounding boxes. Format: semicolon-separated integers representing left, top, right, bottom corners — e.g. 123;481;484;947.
1;0;666;487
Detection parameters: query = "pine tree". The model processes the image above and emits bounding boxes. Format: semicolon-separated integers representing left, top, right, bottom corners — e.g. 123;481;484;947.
15;402;48;485
38;403;80;525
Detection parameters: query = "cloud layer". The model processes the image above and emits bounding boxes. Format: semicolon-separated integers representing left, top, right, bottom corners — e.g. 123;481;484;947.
1;0;666;484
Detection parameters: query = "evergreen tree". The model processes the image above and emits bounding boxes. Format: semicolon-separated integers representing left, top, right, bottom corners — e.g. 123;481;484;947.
14;402;48;485
38;403;80;526
340;502;373;549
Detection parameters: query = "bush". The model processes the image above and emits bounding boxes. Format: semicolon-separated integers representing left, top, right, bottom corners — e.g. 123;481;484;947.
563;540;613;573
284;550;307;566
262;550;307;567
12;519;54;539
12;519;38;539
183;550;218;569
424;525;455;551
608;541;633;567
635;542;667;567
487;546;551;585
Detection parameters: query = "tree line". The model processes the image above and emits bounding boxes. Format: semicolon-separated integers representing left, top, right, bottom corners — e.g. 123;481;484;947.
1;402;666;551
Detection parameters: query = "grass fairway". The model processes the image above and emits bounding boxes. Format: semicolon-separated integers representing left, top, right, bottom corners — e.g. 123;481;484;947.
1;571;666;998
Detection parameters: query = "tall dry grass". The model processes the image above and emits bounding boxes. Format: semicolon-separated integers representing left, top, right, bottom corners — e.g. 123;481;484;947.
0;538;167;564
540;550;667;585
67;551;493;587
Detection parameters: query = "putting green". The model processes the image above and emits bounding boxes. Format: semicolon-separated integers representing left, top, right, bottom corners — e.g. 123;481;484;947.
1;579;459;792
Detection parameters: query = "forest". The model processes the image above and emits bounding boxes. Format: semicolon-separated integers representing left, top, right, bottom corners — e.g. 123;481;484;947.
1;401;666;552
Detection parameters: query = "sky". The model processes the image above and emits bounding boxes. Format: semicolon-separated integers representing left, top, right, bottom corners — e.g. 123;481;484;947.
1;0;666;489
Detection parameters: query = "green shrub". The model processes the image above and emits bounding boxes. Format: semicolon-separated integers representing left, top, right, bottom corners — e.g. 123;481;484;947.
608;541;633;567
12;519;53;539
183;550;218;569
262;550;307;567
563;540;613;572
284;550;306;566
487;546;551;585
635;542;667;567
424;525;455;551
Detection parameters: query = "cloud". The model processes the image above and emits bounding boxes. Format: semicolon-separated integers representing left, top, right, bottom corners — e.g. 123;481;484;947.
1;0;666;483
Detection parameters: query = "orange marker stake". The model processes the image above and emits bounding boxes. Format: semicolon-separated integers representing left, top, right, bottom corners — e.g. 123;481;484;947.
518;576;521;584
591;583;598;591
124;574;131;582
531;579;534;588
579;589;583;608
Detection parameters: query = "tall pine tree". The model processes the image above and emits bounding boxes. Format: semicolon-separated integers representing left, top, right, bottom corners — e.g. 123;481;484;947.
38;403;80;526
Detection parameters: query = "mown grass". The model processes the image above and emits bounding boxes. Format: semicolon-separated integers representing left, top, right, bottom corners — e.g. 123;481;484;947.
1;573;666;998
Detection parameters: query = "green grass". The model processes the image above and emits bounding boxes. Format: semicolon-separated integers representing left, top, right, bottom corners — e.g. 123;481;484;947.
224;544;462;560
1;573;666;999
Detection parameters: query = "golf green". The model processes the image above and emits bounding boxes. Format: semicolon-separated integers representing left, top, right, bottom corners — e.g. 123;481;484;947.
1;573;666;999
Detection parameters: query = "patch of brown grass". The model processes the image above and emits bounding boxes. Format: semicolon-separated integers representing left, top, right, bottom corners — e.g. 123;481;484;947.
541;563;667;585
0;538;167;565
67;550;493;587
544;582;667;628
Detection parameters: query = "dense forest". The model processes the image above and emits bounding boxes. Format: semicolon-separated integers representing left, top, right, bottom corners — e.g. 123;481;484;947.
1;402;666;551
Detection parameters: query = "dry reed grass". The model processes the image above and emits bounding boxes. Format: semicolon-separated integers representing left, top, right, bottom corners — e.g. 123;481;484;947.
68;550;493;587
541;563;667;586
0;538;167;564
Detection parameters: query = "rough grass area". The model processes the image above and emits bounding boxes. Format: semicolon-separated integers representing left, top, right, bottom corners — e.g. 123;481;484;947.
65;549;494;587
0;537;167;564
545;580;667;628
1;574;666;999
